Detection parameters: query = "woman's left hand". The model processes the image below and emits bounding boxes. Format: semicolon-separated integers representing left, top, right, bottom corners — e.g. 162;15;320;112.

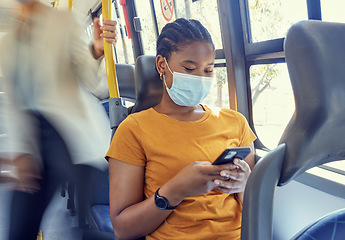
214;158;251;194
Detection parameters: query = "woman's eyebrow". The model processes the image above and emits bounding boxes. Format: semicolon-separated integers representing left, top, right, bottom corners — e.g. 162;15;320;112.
182;60;215;66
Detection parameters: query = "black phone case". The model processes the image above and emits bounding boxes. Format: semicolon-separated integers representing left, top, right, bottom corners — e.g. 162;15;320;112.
212;147;251;165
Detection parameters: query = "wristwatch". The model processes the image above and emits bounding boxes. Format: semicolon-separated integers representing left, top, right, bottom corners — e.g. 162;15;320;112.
154;188;179;210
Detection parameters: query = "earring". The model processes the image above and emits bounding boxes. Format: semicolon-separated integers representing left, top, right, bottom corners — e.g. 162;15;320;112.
160;73;163;80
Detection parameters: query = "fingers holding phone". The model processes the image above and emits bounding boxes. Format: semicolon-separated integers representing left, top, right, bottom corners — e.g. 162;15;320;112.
214;158;251;194
211;146;254;194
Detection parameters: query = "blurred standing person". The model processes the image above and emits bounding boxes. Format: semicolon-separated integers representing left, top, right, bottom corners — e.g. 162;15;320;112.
0;1;117;239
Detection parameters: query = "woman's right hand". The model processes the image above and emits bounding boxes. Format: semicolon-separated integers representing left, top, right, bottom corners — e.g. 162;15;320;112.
159;161;228;206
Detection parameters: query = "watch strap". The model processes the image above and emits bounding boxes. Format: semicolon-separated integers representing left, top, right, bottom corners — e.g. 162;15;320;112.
154;188;179;210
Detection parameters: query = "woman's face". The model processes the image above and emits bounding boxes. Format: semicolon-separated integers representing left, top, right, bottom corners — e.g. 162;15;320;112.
162;41;215;89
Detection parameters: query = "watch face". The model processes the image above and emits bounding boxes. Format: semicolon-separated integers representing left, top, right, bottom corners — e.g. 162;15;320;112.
155;196;168;209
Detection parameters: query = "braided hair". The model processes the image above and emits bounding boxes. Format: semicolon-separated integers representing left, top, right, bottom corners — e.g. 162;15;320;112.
156;18;214;60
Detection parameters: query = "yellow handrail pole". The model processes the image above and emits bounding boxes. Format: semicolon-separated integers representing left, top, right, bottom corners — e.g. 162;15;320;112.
53;0;59;8
68;0;73;11
102;0;120;98
36;230;43;240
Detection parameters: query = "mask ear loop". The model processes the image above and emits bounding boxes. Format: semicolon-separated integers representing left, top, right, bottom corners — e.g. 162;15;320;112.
161;58;172;89
164;57;174;75
162;73;169;89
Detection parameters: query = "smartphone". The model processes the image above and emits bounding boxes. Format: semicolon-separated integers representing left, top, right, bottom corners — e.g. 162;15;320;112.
212;147;251;165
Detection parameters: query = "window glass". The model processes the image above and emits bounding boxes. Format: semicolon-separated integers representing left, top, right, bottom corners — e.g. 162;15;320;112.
111;3;135;64
135;0;223;54
202;67;229;109
324;161;345;175
250;63;294;149
185;0;223;50
248;0;307;42
0;72;6;137
321;0;345;23
134;0;157;55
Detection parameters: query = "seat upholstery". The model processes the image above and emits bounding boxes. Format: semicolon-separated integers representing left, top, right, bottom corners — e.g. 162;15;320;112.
131;55;163;113
241;20;345;240
101;63;136;118
291;208;345;240
115;63;136;101
90;205;113;232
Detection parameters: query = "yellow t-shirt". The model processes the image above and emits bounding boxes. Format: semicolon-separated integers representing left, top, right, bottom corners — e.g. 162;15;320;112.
106;105;256;240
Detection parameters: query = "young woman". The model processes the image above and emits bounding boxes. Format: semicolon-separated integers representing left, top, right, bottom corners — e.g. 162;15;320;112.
106;18;256;240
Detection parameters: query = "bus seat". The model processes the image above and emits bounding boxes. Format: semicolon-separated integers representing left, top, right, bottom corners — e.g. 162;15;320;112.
115;63;136;101
62;62;136;224
241;20;345;240
84;63;136;240
89;167;112;232
130;55;163;113
87;56;161;240
100;63;136;117
291;208;345;240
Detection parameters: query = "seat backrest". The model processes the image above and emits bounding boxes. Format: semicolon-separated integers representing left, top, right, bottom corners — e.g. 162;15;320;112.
279;20;345;185
89;57;161;240
115;63;136;101
130;55;163;114
91;63;135;205
101;63;136;118
241;20;345;240
291;208;345;240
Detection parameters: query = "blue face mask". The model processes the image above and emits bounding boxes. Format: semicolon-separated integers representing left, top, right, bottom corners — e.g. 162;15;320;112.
163;58;213;107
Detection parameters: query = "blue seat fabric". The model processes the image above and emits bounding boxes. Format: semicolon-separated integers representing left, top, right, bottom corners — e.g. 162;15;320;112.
293;209;345;240
91;205;114;233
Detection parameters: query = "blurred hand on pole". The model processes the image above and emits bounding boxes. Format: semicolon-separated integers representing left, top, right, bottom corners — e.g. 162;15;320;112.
92;17;118;58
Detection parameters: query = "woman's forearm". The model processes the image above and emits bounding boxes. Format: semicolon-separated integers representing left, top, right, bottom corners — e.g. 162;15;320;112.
111;192;180;239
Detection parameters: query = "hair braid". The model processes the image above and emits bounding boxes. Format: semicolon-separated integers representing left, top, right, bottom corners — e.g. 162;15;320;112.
156;18;214;60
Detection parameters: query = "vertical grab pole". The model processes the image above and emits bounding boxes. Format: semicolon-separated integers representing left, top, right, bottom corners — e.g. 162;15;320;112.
53;0;72;12
68;0;73;12
102;0;128;137
53;0;59;8
102;0;120;99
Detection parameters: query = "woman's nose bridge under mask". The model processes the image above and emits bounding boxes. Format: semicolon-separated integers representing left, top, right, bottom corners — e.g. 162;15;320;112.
163;58;213;107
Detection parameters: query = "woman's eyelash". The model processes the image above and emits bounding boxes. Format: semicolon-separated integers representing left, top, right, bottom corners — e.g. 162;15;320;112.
184;67;195;71
183;67;213;73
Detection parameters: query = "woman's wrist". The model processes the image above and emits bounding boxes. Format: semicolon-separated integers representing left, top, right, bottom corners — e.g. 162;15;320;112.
158;183;184;207
90;43;103;59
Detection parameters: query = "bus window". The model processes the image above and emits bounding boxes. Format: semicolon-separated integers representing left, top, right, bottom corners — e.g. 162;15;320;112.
135;0;223;54
112;2;135;64
134;0;157;55
248;0;307;42
320;0;345;23
250;63;294;150
182;0;223;50
202;67;229;109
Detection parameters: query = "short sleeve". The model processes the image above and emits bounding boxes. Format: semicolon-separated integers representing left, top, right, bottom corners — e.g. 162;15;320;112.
105;116;146;166
237;113;257;147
